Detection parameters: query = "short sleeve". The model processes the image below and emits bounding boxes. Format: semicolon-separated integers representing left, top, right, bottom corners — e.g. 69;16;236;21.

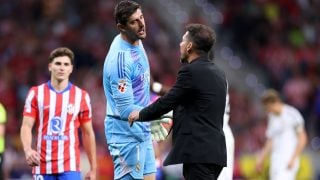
23;87;38;119
290;107;305;132
79;91;92;124
0;103;6;123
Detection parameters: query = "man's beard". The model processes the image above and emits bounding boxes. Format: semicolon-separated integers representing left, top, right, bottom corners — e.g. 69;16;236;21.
180;53;188;63
127;31;146;42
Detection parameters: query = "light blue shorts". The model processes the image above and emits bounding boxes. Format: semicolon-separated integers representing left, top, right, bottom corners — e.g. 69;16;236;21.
108;138;156;179
33;171;81;180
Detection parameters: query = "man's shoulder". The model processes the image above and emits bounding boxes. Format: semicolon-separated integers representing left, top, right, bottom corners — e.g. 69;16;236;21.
108;35;134;54
29;82;47;91
283;104;303;118
106;45;132;62
188;57;214;68
188;58;224;73
283;104;298;112
72;84;88;94
179;61;208;75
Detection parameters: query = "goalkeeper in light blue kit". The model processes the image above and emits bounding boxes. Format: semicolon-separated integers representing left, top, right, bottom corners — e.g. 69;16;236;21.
103;1;169;180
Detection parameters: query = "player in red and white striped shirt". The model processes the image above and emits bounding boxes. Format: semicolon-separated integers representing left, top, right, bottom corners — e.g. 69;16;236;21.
20;47;97;180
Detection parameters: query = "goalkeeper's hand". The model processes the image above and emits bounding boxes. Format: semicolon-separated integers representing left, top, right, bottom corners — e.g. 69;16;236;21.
151;111;172;142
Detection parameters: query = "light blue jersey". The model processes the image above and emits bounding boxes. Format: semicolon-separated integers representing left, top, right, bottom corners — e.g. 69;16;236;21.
103;34;151;143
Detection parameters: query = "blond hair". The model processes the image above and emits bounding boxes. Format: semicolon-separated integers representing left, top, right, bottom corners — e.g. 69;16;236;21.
261;89;281;105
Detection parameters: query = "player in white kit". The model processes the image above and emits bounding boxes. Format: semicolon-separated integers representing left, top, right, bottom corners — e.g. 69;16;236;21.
218;85;234;180
256;89;307;180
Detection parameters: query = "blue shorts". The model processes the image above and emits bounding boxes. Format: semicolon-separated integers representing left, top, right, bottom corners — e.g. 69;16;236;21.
108;138;156;179
33;171;81;180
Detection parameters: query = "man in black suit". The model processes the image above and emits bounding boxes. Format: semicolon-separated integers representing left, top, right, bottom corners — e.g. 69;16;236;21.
129;23;227;180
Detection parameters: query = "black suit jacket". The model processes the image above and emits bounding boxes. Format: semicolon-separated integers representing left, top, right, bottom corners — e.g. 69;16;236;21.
139;56;227;167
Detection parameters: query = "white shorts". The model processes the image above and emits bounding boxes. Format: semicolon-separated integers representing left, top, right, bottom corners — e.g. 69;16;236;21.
270;165;298;180
218;124;235;180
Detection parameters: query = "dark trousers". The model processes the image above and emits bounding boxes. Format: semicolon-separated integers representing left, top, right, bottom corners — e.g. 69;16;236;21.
0;153;3;180
183;163;223;180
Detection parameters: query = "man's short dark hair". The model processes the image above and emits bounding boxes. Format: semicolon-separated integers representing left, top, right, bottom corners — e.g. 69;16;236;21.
186;23;216;54
114;0;141;25
49;47;74;65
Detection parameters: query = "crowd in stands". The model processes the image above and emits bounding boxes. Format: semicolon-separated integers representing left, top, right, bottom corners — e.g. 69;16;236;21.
220;0;320;178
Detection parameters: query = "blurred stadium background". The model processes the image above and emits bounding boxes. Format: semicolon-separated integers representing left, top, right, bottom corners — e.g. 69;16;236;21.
0;0;320;179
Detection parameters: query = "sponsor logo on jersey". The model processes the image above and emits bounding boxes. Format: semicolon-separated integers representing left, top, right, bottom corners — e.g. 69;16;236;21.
50;116;63;134
43;135;68;141
118;79;127;93
43;116;69;141
67;103;75;115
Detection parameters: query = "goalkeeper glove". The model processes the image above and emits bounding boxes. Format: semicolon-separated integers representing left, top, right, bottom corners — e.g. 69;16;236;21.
150;111;172;142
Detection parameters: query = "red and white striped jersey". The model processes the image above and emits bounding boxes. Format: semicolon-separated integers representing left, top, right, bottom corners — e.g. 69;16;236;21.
23;81;92;174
